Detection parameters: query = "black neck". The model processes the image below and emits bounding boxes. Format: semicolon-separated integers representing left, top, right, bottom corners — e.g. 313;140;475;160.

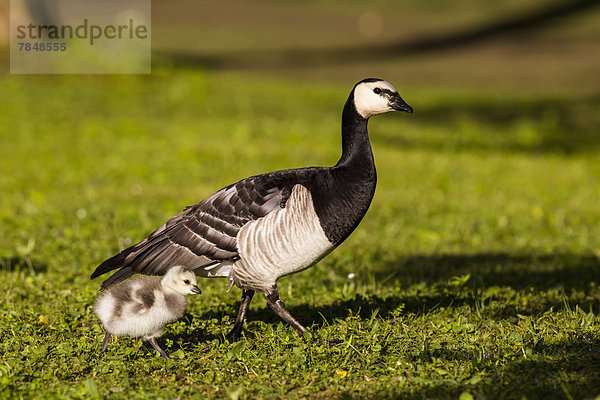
304;90;378;246
335;94;376;179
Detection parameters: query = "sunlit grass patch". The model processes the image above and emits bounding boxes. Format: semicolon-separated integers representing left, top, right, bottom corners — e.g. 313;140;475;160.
0;69;599;399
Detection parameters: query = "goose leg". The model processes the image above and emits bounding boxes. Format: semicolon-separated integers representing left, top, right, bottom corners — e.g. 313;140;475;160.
264;285;309;337
227;289;255;340
148;337;171;360
101;332;110;354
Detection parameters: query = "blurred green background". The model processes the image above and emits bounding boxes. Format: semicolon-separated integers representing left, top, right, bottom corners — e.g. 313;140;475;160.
1;1;599;399
149;0;600;92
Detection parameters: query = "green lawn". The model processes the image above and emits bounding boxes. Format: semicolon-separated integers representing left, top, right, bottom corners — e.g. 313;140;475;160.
1;69;599;399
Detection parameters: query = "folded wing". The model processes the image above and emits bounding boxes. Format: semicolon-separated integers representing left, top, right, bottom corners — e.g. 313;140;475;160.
91;174;292;289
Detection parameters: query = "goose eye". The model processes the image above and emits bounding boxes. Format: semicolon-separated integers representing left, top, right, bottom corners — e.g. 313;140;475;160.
184;279;190;285
373;88;381;94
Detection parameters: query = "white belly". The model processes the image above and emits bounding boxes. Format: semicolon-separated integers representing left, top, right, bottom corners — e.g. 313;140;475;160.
231;184;333;290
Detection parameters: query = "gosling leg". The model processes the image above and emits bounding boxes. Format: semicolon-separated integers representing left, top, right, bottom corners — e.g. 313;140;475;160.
101;332;110;354
148;337;171;360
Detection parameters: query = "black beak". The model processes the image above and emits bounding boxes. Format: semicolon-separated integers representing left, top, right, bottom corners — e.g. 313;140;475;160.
191;285;202;294
390;95;413;113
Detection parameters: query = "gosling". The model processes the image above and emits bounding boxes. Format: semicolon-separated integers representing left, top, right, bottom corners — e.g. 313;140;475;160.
94;265;201;360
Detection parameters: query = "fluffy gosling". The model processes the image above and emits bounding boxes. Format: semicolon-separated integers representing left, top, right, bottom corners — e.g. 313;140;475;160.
94;265;201;360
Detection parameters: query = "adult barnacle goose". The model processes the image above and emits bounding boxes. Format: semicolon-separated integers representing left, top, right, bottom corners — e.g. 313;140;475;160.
91;78;413;338
95;266;201;359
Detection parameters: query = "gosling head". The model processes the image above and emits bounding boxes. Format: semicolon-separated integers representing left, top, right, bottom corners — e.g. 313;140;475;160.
353;78;413;119
162;266;202;295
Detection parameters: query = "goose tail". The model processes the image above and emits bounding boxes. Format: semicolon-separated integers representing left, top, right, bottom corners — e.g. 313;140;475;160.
91;251;128;280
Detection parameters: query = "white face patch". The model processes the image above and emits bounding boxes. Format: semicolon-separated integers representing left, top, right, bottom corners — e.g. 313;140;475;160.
353;80;399;119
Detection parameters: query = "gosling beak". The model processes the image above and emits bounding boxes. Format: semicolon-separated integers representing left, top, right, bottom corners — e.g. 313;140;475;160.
191;285;202;294
390;95;413;113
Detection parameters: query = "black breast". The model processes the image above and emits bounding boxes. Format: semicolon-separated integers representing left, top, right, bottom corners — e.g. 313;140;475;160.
289;164;376;246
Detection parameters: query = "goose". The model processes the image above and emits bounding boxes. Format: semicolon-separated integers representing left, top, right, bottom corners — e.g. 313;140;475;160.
91;78;413;338
94;265;202;359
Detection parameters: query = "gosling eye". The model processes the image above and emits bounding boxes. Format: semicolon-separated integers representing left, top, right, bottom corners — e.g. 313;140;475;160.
373;87;381;94
184;279;190;285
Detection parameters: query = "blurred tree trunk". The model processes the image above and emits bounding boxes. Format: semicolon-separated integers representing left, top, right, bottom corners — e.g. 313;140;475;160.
24;0;60;38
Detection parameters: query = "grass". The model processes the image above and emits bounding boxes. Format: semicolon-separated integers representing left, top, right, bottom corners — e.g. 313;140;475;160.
1;68;599;399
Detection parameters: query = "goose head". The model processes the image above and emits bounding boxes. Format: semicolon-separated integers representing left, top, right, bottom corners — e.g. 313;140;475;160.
162;266;202;295
353;78;413;119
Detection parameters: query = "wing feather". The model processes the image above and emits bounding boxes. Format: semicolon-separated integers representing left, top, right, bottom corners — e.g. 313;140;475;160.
92;172;298;289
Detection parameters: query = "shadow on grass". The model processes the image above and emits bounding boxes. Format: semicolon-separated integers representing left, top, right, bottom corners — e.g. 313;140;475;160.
0;256;48;273
162;312;224;345
211;252;599;331
379;252;600;291
414;337;600;399
191;251;600;397
393;337;600;400
379;95;600;154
